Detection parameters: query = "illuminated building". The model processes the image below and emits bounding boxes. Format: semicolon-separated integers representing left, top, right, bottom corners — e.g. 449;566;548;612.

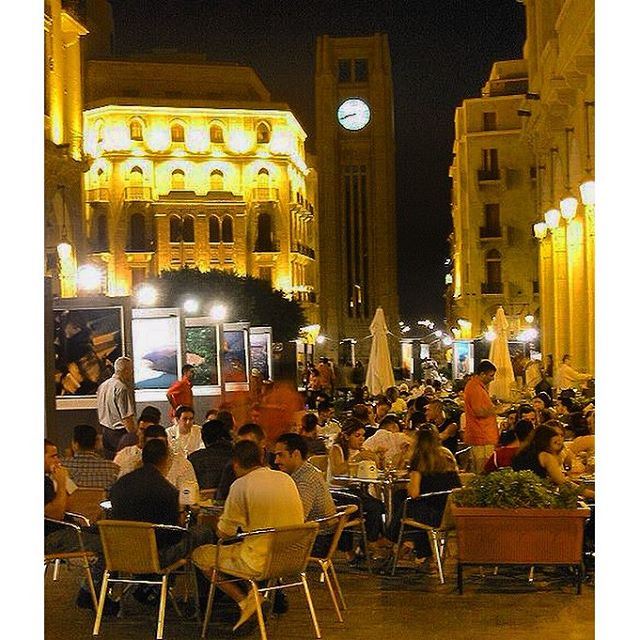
448;59;538;337
315;35;399;362
81;53;319;322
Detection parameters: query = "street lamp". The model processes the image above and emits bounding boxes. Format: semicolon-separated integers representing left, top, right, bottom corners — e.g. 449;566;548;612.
209;303;227;322
136;284;157;306
183;298;200;314
77;264;103;294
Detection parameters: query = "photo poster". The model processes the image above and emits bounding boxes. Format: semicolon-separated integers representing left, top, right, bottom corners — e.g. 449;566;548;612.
185;324;219;386
249;328;272;380
131;315;180;390
453;340;474;379
401;341;414;380
54;306;124;397
222;329;248;384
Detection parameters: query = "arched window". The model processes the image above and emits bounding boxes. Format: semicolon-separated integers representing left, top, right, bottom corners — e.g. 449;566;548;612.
169;215;182;243
209;216;221;243
257;122;270;144
171;122;185;142
129;213;146;250
210;123;224;143
485;249;502;286
222;215;233;243
129;166;143;186
257;167;270;188
96;213;108;251
210;169;224;191
171;169;185;190
130;119;143;141
256;212;273;251
182;215;195;243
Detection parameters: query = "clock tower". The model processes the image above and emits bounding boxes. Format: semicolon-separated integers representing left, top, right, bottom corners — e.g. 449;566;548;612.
315;34;399;363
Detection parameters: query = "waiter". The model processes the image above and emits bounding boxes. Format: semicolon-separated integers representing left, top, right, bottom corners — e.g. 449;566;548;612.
166;364;194;420
96;356;136;460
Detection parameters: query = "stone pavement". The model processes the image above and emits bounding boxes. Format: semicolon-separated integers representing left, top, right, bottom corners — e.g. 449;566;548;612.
45;555;594;640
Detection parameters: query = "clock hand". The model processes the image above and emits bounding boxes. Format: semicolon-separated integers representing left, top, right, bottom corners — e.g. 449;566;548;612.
340;112;357;120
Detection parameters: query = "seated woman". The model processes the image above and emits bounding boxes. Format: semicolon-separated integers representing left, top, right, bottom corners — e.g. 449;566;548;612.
483;419;534;473
328;418;391;552
388;424;462;566
512;423;595;499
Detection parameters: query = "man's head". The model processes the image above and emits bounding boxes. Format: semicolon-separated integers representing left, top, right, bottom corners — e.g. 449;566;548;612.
175;405;195;433
385;386;399;402
556;397;575;416
274;433;308;475
414;396;428;413
231;440;263;477
142;438;171;476
201;419;231;447
514;419;535;444
476;359;497;384
249;403;261;424
182;364;195;381
317;401;334;421
425;399;445;423
217;410;236;434
143;424;168;444
140;405;162;426
517;404;536;423
114;356;133;382
236;422;266;445
300;412;320;437
72;424;98;453
562;354;571;364
375;397;391;421
352;403;373;424
45;438;59;474
205;408;218;422
379;414;400;433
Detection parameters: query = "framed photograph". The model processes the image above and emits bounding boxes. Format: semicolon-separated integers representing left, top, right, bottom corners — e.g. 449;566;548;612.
184;318;221;390
222;322;250;391
400;340;414;380
249;327;272;380
453;340;474;379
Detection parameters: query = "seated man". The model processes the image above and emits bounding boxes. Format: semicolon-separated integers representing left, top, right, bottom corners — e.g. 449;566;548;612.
192;441;304;631
61;424;119;490
166;405;204;456
188;419;233;490
352;403;377;439
114;424;198;490
362;414;409;468
317;401;342;444
45;439;119;615
117;405;162;452
299;413;328;455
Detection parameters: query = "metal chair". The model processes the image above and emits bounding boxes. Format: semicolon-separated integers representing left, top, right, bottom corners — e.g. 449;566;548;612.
391;490;456;583
201;522;321;640
45;512;99;609
308;455;329;474
67;487;108;524
309;504;357;622
329;488;373;573
93;520;199;640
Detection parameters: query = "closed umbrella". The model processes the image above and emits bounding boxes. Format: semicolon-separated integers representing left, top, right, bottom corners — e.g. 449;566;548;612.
488;306;515;401
365;307;395;396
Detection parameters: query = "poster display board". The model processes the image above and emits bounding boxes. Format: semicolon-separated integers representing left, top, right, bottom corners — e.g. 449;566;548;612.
222;322;250;391
453;340;474;379
400;340;414;381
249;327;273;380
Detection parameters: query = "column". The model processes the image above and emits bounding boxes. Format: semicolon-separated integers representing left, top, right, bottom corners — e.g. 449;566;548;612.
538;235;554;359
583;204;595;372
550;225;569;364
566;215;588;371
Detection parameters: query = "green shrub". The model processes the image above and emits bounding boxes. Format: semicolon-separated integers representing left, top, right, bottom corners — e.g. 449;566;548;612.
452;469;581;509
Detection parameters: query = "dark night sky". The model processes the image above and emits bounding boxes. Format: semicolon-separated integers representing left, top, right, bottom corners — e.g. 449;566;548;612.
108;0;526;325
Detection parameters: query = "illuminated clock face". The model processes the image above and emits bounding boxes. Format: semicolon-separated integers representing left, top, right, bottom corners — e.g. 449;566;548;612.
337;98;371;131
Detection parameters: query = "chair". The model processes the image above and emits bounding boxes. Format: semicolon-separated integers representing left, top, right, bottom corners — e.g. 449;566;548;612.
201;522;321;640
309;504;357;622
67;487;107;524
93;520;199;640
45;512;99;609
329;489;373;574
308;455;328;474
391;490;456;583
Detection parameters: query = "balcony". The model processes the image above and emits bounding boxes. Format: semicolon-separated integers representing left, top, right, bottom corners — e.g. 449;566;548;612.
293;290;317;304
86;188;110;202
252;187;279;202
477;169;501;183
481;282;503;294
292;242;315;259
254;240;280;253
479;226;502;239
124;186;152;201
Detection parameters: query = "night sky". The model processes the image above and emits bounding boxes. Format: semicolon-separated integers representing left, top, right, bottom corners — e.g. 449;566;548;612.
109;0;526;325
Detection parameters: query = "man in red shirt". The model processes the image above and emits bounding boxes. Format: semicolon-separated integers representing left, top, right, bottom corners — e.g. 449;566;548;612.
463;359;498;473
166;364;194;420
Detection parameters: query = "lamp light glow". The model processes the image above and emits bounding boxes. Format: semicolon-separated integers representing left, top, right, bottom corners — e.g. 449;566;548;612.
484;330;496;342
136;284;158;306
560;195;579;220
77;264;103;292
183;298;199;314
579;180;595;206
442;336;453;346
533;222;548;239
56;240;73;260
209;303;227;322
544;208;561;229
316;334;326;345
524;314;534;324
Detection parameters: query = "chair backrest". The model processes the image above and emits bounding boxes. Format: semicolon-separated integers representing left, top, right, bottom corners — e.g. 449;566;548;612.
97;520;161;574
67;487;107;524
403;489;456;529
313;504;357;560
308;455;328;473
329;489;363;518
257;521;319;581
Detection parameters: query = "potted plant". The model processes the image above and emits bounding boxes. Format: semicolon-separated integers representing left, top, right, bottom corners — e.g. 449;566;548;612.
450;469;590;594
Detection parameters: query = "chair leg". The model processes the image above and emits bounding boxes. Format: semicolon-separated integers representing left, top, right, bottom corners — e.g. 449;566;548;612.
82;555;99;610
328;560;346;610
431;532;445;585
92;571;110;636
156;575;168;640
53;558;61;581
360;521;372;574
528;566;535;583
391;521;406;576
321;561;343;622
301;573;321;639
201;569;217;639
191;564;202;624
251;581;268;640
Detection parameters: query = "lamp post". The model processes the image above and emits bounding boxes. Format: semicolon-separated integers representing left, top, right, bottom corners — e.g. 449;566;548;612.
210;303;228;405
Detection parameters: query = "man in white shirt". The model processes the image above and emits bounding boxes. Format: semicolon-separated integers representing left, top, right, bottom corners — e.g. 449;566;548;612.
192;440;304;631
362;415;409;467
556;354;592;391
166;405;204;456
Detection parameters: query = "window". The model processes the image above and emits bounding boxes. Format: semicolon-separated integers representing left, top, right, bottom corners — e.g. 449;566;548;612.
210;123;224;143
129;213;146;250
170;215;182;243
485;249;502;285
95;213;108;252
354;58;368;82
256;212;273;251
170;122;185;142
257;167;269;188
222;215;233;243
209;216;221;243
338;59;350;83
258;266;273;285
256;122;270;144
482;148;499;173
182;215;195;243
210;169;224;191
483;112;497;131
130;119;143;141
171;169;185;190
129;166;143;186
484;203;500;230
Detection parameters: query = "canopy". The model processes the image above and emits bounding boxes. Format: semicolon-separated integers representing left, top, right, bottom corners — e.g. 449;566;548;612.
488;306;515;401
365;307;395;396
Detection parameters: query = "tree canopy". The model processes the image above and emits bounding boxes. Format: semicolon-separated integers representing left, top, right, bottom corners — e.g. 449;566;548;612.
148;267;307;342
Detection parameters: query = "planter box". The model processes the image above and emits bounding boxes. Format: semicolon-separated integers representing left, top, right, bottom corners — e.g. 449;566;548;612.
451;505;590;594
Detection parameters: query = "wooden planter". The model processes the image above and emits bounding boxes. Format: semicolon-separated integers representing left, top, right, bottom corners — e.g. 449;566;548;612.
451;505;591;594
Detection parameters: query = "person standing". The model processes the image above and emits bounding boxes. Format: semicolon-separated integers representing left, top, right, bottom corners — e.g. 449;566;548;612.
463;359;499;473
166;364;194;420
96;356;136;460
555;354;592;392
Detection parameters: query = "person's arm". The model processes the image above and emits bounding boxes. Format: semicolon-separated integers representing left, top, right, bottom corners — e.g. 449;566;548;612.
439;421;458;441
115;386;137;433
216;484;246;539
539;451;595;499
45;466;69;521
328;444;349;476
408;470;422;498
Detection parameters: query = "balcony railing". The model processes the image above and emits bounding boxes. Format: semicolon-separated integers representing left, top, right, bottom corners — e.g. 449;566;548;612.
252;187;279;201
481;282;503;294
124;186;152;201
86;188;110;202
292;242;315;259
477;169;501;182
479;226;502;239
254;240;281;253
293;290;317;304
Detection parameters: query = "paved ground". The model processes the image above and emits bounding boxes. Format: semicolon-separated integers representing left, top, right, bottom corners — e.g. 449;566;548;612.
45;553;594;640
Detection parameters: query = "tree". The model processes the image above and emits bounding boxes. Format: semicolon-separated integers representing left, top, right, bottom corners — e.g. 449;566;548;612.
148;267;306;343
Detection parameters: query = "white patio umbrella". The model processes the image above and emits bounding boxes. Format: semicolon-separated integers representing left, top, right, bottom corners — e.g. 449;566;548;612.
488;306;515;401
365;307;395;396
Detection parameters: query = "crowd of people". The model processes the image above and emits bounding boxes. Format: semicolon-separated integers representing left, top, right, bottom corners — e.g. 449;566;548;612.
45;353;596;632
